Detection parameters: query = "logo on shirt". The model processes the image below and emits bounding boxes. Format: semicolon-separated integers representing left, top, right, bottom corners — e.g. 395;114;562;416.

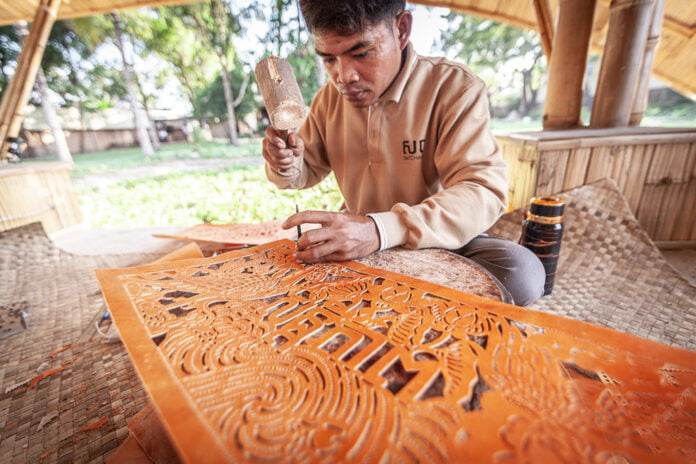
402;139;425;160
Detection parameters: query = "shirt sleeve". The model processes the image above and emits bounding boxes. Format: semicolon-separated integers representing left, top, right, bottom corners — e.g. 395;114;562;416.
375;80;508;250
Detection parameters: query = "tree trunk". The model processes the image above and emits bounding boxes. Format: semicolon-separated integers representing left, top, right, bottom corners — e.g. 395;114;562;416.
111;11;154;157
14;21;72;163
133;70;160;149
220;60;239;145
77;100;86;154
175;53;198;115
35;67;73;163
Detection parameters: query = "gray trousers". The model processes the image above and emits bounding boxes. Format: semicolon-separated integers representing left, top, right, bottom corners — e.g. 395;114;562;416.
456;235;545;306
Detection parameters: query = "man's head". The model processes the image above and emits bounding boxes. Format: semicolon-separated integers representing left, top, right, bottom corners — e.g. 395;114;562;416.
300;0;406;36
299;0;412;107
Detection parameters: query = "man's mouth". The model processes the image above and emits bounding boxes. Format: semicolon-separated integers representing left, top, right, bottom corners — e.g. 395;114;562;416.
341;88;369;101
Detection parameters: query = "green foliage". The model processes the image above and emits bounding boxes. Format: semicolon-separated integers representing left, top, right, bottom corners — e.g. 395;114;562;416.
256;1;320;105
74;140;342;227
71;139;342;227
77;166;342;227
0;25;20;99
193;64;256;120
70;141;260;177
138;8;216;113
287;44;322;105
265;0;305;57
41;21;125;111
440;14;545;117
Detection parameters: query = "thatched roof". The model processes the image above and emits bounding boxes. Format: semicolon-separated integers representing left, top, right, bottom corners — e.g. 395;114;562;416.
0;0;694;99
414;0;696;100
0;0;195;24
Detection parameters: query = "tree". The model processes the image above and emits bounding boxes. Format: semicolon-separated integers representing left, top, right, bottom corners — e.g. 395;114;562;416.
261;1;322;108
193;59;255;122
441;14;545;118
111;12;154;156
177;1;257;145
69;13;155;156
0;26;21;99
136;7;214;119
37;19;111;161
40;17;123;153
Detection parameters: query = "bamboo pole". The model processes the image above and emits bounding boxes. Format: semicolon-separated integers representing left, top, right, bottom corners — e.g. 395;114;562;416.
590;0;655;128
531;0;554;61
543;0;597;129
629;0;666;126
0;0;61;162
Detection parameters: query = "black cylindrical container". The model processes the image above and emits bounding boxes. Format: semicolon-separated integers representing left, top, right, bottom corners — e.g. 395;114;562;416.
520;196;565;295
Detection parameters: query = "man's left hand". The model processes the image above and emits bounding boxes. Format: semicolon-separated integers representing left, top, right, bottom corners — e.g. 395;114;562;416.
282;211;380;263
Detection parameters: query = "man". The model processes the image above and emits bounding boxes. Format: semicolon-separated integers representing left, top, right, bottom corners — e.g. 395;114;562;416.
262;0;545;306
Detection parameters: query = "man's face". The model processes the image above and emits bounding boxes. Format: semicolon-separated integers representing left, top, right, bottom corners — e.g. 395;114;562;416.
314;12;411;107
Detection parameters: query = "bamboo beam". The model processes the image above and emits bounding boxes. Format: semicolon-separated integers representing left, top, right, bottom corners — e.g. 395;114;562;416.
543;0;597;129
590;0;656;128
414;2;537;30
663;17;695;40
531;0;554;61
0;0;203;26
0;0;61;162
630;0;666;125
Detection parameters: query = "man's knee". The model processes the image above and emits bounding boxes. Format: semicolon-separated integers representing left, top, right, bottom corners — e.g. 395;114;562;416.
458;236;545;306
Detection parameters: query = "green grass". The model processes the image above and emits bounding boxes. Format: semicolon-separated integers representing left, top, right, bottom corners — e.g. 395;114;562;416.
74;141;343;227
62;114;695;228
70;139;261;177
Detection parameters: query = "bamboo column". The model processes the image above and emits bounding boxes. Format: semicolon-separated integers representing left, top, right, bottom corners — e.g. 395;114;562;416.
543;0;597;129
0;0;62;163
531;0;555;61
590;0;655;128
629;0;666;125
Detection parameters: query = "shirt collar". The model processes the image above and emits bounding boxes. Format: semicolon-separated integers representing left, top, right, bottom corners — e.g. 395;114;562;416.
378;42;417;104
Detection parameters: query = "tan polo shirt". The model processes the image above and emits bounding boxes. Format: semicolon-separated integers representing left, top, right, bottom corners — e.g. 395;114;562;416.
265;43;508;251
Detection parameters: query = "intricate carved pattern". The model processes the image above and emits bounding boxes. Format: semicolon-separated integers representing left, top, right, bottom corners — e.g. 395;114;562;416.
96;240;696;463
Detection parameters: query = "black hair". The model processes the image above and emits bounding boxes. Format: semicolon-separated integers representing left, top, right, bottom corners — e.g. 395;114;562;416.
299;0;406;35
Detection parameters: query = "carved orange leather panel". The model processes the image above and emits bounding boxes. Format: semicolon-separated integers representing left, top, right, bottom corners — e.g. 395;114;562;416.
95;240;696;463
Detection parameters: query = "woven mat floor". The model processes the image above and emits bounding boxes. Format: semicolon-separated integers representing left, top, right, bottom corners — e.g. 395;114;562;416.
1;178;694;463
0;223;166;464
487;178;696;351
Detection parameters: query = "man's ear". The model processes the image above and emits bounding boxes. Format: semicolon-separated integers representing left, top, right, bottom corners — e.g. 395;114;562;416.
395;10;412;50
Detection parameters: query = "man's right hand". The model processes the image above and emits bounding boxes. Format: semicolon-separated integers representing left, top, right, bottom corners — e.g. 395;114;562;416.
262;127;304;172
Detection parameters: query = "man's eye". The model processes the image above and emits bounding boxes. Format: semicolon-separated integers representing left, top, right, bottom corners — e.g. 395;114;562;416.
323;57;336;64
353;51;368;59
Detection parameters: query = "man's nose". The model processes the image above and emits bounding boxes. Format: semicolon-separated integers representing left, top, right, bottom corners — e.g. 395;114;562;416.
336;59;358;84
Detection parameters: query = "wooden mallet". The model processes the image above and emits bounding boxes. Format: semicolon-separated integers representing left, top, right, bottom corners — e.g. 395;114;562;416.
254;56;307;140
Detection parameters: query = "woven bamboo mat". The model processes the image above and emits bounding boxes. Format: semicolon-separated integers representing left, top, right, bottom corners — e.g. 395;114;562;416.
487;178;696;351
0;302;28;340
1;177;694;463
0;223;165;463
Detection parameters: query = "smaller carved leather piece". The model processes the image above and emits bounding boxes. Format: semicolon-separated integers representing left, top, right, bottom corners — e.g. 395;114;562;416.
153;221;319;245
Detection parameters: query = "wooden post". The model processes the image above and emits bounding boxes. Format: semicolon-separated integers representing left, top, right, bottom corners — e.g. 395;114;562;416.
543;0;597;130
629;0;666;126
531;0;555;62
0;0;61;163
590;0;655;128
